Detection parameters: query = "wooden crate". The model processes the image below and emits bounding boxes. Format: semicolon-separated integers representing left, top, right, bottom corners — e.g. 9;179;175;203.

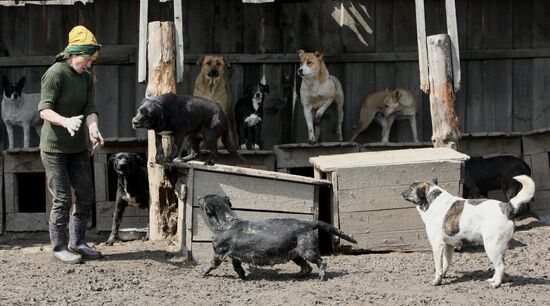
273;142;359;174
176;162;330;263
310;148;469;252
93;137;149;232
3;148;51;232
458;132;523;157
522;128;550;224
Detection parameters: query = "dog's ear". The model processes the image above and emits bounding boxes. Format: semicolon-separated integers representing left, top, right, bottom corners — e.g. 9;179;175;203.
245;85;252;94
16;76;25;90
314;50;324;60
135;154;145;165
385;88;390;95
108;153;117;165
394;89;401;100
297;49;305;58
196;55;205;66
263;84;270;94
224;195;232;208
431;178;438;185
223;57;231;68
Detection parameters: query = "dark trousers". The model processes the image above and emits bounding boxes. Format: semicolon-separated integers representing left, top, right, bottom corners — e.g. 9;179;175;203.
41;150;95;225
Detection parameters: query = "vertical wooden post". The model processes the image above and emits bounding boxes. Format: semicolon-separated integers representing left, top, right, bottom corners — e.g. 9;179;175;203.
427;34;460;149
415;0;430;93
137;0;148;83
146;21;176;241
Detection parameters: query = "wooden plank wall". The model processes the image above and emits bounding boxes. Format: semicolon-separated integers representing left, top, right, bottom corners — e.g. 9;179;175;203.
1;0;550;149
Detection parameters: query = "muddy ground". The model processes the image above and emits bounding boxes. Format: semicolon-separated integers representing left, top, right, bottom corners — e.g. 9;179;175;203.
0;225;549;306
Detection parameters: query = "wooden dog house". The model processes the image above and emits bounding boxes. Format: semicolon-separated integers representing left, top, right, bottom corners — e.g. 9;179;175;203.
174;161;330;263
3;148;50;232
93;138;149;232
522;128;550;223
310;147;469;252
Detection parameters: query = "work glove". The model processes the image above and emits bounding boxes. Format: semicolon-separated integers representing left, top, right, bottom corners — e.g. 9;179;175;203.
89;126;104;154
63;115;84;136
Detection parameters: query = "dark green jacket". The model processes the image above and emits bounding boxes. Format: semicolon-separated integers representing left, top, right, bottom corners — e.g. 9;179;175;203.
38;61;98;153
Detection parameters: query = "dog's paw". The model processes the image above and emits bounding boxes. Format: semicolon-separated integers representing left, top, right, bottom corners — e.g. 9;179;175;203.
199;268;210;277
307;137;317;145
432;276;443;286
239;143;247;150
105;237;115;246
252;144;260;150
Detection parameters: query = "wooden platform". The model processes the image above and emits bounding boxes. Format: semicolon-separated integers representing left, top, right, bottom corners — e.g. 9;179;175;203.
458;132;523;157
171;161;330;263
273;142;359;173
310;147;469;252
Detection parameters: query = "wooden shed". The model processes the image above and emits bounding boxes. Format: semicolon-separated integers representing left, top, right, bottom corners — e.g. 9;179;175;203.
174;161;330;262
310;147;469;252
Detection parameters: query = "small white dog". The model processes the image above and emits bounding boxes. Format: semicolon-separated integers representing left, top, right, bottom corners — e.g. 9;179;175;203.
2;76;42;148
297;50;344;143
401;175;535;288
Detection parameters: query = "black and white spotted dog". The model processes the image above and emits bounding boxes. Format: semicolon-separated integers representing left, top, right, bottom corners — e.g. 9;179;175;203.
106;153;149;246
1;76;42;148
401;175;535;288
234;83;269;150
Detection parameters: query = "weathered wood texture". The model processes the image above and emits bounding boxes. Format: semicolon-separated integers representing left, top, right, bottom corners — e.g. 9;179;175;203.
92;138;148;232
1;0;550;150
3;150;49;232
273;142;359;171
146;21;178;242
522;129;550;222
427;34;460;148
310;148;468;252
178;163;326;263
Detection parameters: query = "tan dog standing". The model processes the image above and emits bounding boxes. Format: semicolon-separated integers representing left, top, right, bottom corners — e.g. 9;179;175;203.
349;88;418;143
297;50;344;143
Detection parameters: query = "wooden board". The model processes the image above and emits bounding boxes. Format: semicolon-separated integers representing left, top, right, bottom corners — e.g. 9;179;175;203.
273;142;359;170
6;213;48;232
458;134;522;157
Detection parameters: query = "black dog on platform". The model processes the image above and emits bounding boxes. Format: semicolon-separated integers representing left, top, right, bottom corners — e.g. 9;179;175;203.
463;155;532;214
131;93;245;165
106;152;149;246
235;83;269;150
198;194;357;281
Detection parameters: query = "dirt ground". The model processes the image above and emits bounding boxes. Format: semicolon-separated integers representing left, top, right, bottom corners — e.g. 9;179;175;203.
0;225;549;306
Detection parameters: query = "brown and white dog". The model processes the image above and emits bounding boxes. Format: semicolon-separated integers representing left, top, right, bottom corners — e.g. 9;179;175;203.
349;88;418;143
194;55;233;128
297;50;344;143
401;175;535;288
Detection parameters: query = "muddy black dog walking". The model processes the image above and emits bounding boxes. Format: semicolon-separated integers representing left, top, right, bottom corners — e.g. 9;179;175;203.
198;194;357;281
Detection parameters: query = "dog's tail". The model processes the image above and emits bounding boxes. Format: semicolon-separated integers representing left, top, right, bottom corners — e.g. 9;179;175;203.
312;221;357;244
509;175;536;214
222;127;247;164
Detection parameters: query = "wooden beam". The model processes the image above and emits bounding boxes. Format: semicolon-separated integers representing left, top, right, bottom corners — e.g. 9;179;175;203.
446;0;461;92
415;0;429;93
427;34;460;148
173;0;184;83
2;48;550;68
138;0;148;83
146;21;177;242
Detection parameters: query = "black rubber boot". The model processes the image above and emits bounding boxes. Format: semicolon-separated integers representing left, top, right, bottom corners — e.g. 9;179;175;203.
68;217;102;259
49;224;83;264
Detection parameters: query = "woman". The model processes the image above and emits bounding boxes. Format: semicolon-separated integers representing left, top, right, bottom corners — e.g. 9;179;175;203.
38;25;104;263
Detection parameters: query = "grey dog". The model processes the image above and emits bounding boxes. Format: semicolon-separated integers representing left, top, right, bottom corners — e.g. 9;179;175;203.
198;194;357;281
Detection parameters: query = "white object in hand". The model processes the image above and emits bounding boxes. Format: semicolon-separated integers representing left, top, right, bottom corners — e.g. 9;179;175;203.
63;115;84;136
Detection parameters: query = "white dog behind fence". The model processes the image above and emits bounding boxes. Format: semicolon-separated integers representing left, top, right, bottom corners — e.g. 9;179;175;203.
1;76;42;148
